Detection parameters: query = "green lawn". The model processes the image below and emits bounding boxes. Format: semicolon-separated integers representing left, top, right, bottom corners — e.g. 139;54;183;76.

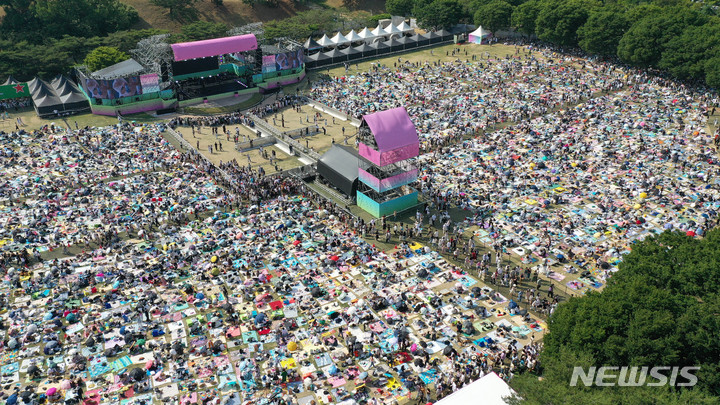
310;43;522;81
2;108;163;131
182;93;264;115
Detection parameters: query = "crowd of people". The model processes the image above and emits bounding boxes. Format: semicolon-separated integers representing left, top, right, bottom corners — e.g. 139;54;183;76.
310;46;629;153
0;111;543;405
415;79;720;289
0;97;32;114
310;42;720;296
2;39;718;405
0;123;227;254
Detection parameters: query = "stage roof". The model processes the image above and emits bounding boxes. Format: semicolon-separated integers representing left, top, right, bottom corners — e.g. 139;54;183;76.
92;59;144;78
318;145;369;196
362;107;418;152
171;34;257;62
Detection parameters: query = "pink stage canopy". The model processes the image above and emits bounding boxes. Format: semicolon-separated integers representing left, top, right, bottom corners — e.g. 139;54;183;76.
361;107;418;152
171;34;258;62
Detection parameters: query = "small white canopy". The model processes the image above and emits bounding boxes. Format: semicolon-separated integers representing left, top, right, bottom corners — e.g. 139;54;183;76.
345;29;363;42
396;21;414;33
357;27;375;39
435;373;515;405
331;31;350;45
470;26;493;38
386;24;402;35
317;34;335;47
371;25;388;37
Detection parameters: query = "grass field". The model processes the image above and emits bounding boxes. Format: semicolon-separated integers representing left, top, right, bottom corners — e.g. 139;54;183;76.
269;104;356;153
311;43;525;80
171;124;303;174
182;93;265;115
0;108;164;132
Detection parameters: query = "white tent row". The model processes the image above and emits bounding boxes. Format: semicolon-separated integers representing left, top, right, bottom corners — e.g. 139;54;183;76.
307;23;415;49
331;31;349;45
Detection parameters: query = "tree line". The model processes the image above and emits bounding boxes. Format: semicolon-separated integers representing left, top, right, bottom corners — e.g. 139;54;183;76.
508;229;720;403
0;0;385;79
0;18;230;79
2;0;719;87
386;0;720;88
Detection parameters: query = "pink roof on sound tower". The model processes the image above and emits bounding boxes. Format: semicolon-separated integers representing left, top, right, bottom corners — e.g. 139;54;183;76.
171;34;258;62
361;107;419;152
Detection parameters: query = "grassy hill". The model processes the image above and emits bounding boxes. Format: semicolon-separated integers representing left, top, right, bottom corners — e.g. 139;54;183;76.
119;0;386;32
0;0;387;34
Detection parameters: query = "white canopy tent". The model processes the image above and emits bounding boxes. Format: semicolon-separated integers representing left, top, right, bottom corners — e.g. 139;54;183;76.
317;34;335;47
371;25;389;37
345;29;363;43
396;21;414;33
357;27;375;40
386;24;402;35
435;373;515;405
468;26;493;44
331;31;350;46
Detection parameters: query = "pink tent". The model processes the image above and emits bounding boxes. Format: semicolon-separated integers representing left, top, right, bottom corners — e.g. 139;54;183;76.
361;107;418;152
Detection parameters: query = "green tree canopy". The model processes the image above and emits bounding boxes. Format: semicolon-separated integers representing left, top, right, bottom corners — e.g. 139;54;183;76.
385;0;415;16
617;5;708;67
577;5;630;56
511;0;540;36
263;10;342;41
510;229;720;403
0;0;138;42
177;21;229;42
368;13;393;25
659;22;720;81
473;0;513;33
706;56;720;88
535;0;595;47
0;0;40;37
83;46;129;72
150;0;199;22
0;28;167;80
414;0;466;29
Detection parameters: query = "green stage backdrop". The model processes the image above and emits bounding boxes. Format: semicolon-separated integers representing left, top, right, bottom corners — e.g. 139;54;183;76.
0;83;30;100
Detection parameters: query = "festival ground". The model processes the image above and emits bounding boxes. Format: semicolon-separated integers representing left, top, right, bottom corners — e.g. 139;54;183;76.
1;41;719;405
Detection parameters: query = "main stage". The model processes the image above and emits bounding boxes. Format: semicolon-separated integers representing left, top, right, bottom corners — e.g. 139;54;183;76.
74;34;305;117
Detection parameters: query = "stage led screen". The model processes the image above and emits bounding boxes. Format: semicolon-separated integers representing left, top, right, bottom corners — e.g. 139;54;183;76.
140;74;160;93
84;77;142;100
172;57;219;76
274;49;304;71
262;55;276;73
